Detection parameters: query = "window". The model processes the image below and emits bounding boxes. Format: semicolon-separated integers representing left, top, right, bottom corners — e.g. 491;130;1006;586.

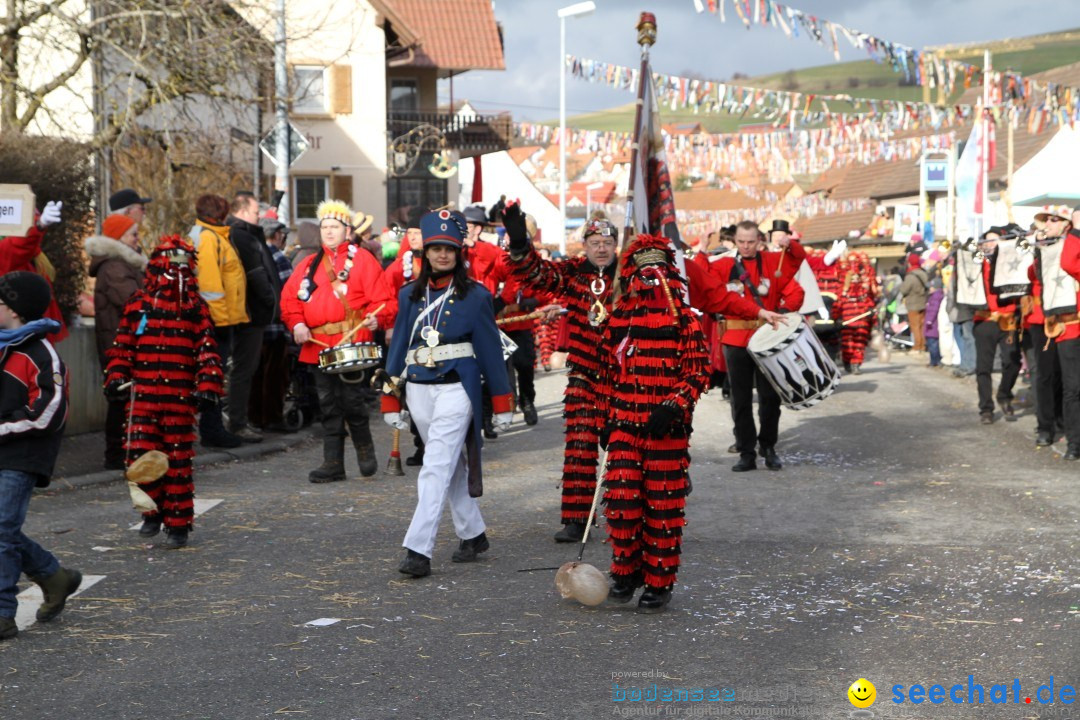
389;78;419;113
294;176;328;220
293;66;326;114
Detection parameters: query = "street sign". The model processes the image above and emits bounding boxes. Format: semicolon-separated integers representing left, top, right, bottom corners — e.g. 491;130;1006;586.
259;123;310;167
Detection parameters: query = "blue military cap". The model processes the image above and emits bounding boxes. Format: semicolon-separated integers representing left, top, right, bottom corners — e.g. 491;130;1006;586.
421;209;467;249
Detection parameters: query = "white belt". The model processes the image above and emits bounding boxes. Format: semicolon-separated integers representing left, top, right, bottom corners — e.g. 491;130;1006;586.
406;342;475;367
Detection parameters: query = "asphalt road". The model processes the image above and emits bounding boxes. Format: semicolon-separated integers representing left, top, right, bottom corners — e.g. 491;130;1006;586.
3;353;1077;720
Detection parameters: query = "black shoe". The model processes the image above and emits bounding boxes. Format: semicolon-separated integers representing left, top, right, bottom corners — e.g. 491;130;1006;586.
608;571;643;603
103;457;125;471
760;446;782;471
1036;431;1053;447
843;361;852;373
138;515;162;537
164;528;188;549
483;420;498;439
405;450;424;467
554;522;586;543
356;442;378;478
979;412;994;425
200;430;243;449
521;400;539;426
1000;401;1017;422
0;617;16;640
1065;445;1080;461
852;364;862;375
308;462;346;483
398;549;431;577
451;532;490;563
637;587;672;613
31;567;82;622
732;455;757;472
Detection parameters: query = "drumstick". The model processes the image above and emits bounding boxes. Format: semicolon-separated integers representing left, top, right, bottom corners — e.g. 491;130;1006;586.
336;303;388;347
309;338;331;348
841;310;874;327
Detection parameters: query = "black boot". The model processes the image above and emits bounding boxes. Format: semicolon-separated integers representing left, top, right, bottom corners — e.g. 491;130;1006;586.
732;454;757;472
483;418;498;439
138;514;162;537
521;400;539;426
1065;445;1080;461
843;361;852;373
164;527;189;549
637;586;673;613
451;532;490;563
554;522;586;543
759;446;782;471
355;440;378;478
1036;431;1053;447
398;549;431;577
309;434;347;483
1000;400;1017;422
31;567;82;622
608;571;643;603
979;411;994;425
405;448;424;466
0;617;16;640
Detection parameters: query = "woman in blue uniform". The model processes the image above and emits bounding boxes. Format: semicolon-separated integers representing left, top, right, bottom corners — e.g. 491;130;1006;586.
382;210;514;578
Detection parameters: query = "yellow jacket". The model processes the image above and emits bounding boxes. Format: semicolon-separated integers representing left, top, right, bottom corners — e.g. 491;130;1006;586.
191;219;249;327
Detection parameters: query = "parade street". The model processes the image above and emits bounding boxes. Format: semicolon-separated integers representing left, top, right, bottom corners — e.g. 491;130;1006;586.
3;355;1077;720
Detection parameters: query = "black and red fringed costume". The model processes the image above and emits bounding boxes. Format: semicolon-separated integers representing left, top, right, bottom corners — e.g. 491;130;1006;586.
598;234;709;595
105;237;224;531
510;248;615;525
833;252;878;367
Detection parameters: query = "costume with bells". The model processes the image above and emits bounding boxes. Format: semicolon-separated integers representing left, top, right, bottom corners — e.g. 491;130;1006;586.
279;199;397;483
104;237;224;546
832;251;878;371
598;235;710;613
382;210;513;578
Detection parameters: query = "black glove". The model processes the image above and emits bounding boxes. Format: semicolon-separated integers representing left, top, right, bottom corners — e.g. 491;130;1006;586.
519;297;539;312
644;403;679;438
104;379;128;401
503;202;529;252
193;391;218;412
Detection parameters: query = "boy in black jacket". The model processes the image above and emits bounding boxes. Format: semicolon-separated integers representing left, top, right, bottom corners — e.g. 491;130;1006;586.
0;272;82;640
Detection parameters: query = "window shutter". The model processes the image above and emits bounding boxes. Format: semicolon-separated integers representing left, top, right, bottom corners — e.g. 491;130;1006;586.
329;64;352;115
331;174;353;205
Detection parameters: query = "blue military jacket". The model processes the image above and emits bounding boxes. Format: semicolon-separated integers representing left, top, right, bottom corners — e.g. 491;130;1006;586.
385;279;512;496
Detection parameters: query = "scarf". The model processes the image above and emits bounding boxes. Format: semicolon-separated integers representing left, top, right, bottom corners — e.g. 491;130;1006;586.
0;319;61;351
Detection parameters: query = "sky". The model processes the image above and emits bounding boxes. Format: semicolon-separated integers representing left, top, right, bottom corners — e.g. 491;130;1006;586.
440;0;1080;122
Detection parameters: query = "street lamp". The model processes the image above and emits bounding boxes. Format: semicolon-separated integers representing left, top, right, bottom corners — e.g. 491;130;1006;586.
585;181;604;218
558;0;596;255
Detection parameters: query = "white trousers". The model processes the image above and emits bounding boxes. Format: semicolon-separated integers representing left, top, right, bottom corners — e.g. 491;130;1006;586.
402;382;484;558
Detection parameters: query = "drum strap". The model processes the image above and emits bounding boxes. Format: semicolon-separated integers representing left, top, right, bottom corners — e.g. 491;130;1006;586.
732;256;765;308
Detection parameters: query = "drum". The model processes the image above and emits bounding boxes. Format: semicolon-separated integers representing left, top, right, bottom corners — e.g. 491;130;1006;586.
317;341;383;375
747;314;839;410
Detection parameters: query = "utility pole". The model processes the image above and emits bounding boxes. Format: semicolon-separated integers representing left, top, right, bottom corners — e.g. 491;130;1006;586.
275;0;290;225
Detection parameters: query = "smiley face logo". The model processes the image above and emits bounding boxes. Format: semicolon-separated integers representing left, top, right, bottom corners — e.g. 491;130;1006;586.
847;678;876;708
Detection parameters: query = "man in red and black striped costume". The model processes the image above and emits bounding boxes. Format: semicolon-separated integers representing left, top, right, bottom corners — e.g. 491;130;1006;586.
506;206;779;542
832;251;878;374
597;234;710;613
105;236;225;548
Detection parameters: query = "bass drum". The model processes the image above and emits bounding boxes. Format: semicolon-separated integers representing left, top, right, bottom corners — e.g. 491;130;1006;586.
747;313;840;410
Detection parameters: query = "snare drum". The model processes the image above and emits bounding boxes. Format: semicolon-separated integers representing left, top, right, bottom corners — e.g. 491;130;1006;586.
317;341;383;375
747;314;839;410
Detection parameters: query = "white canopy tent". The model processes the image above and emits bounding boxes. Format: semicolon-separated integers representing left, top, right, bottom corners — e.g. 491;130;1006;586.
457;151;563;250
1011;125;1080;207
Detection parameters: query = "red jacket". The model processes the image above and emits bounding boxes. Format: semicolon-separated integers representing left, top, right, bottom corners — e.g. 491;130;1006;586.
1055;230;1080;342
464;239;501;285
0;226;68;343
280;242;397;364
707;244;807;347
383;239;422;293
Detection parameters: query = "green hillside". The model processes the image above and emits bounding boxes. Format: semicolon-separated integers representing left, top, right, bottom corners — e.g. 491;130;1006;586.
556;28;1080;133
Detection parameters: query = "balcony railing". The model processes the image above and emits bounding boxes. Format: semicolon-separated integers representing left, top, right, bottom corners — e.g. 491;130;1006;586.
388;111;512;156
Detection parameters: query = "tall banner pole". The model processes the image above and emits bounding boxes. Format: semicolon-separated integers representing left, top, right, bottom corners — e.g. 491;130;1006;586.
616;12;656;300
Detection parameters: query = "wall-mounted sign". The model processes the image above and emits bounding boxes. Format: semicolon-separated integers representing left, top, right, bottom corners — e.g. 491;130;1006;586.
923;160;949;191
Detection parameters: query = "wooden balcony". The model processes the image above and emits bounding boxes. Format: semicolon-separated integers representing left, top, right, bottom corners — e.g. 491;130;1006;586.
387;111;512;157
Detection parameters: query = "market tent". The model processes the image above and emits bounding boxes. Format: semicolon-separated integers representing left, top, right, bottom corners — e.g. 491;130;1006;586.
1011;125;1080;207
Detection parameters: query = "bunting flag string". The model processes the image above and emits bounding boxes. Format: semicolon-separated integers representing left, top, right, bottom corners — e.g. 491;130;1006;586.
688;0;1080;115
566;54;1080;134
513;120;957;182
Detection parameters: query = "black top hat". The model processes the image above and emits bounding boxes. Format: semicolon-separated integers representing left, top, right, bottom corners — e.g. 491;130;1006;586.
108;188;152;212
769;219;791;234
463;205;488;225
